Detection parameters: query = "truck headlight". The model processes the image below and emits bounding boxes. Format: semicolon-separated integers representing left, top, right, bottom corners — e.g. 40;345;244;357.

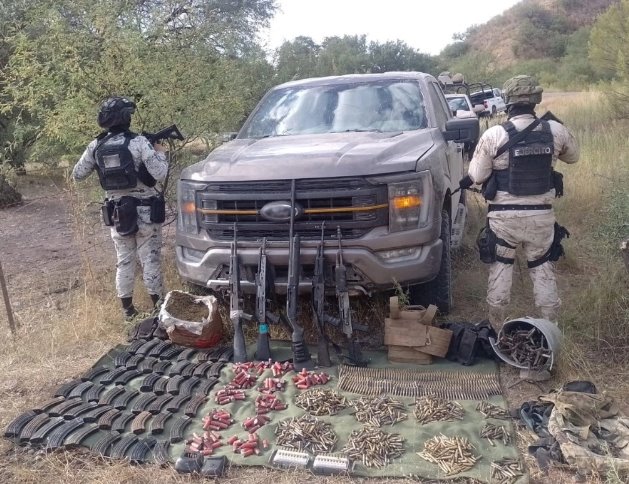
387;171;431;233
177;180;205;234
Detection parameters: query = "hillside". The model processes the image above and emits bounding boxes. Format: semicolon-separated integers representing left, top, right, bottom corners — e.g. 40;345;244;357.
455;0;617;66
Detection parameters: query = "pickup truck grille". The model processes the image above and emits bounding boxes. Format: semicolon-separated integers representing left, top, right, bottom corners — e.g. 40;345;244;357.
198;178;388;241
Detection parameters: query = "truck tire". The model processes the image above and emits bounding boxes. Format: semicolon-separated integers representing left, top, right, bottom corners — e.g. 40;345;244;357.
409;209;452;314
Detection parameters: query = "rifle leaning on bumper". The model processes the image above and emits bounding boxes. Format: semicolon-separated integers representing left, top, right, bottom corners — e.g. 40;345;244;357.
255;238;272;361
311;222;341;367
286;180;313;370
335;226;367;366
229;223;251;363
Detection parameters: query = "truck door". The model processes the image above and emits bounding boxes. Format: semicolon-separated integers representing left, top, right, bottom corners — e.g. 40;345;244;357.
429;82;463;206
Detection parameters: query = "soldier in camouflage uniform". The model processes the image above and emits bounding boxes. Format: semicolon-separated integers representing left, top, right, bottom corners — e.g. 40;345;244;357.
72;97;169;320
464;76;579;326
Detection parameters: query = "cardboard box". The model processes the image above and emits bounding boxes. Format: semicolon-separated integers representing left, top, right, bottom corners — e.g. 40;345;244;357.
384;317;452;358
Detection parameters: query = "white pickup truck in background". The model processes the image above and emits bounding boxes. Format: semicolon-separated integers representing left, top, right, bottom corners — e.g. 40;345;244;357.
469;86;506;117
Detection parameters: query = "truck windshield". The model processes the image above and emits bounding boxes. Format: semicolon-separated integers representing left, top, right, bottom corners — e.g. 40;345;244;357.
240;80;427;139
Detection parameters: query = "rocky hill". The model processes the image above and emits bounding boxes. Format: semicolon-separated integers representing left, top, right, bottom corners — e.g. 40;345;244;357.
458;0;617;65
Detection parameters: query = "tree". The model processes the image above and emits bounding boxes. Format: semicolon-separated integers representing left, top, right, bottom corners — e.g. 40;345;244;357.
589;0;629;117
0;0;277;164
275;36;320;82
316;35;370;75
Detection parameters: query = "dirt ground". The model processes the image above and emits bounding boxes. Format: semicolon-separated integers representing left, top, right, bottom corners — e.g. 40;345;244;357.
0;167;626;483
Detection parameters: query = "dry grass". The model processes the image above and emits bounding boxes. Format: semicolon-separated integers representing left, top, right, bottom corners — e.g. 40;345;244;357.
0;91;627;483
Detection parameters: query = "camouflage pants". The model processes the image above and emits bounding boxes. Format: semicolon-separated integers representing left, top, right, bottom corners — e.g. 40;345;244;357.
487;212;559;320
111;206;163;299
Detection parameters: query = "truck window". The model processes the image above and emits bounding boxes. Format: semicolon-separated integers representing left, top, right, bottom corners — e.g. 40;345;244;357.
240;80;427;139
428;82;450;128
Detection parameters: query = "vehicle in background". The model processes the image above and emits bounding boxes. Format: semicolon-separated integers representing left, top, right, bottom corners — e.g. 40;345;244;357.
445;93;482;119
445;94;480;160
176;72;479;313
469;84;506;117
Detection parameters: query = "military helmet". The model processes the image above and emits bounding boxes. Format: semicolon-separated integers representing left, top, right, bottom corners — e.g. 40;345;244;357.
97;96;136;129
502;75;543;106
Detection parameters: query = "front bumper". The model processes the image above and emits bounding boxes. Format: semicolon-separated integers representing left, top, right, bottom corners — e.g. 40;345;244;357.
176;236;443;295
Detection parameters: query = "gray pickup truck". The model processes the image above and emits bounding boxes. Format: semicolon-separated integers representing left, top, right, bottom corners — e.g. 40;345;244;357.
176;72;478;312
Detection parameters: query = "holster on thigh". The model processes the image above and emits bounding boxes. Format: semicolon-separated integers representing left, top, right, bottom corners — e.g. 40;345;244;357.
477;219;515;264
113;196;139;237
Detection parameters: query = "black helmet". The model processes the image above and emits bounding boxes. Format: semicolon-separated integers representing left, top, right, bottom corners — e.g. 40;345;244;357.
97;96;136;129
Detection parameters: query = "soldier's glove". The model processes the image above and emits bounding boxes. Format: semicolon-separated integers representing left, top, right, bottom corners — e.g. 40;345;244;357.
459;175;474;190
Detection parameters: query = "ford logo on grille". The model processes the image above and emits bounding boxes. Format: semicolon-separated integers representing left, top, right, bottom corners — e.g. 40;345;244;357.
260;201;303;222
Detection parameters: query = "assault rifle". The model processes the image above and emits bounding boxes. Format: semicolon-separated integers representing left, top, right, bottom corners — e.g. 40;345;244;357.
311;222;341;367
141;124;184;144
335;226;367;366
255;238;272;361
286;180;313;370
229;224;251;363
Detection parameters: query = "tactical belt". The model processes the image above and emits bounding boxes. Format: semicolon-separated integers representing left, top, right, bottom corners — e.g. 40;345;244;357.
488;204;552;212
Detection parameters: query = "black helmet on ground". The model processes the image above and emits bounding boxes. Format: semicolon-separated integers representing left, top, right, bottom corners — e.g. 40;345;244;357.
97;96;136;129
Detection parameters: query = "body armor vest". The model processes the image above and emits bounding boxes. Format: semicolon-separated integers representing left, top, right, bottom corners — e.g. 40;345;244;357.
94;131;156;191
494;120;554;196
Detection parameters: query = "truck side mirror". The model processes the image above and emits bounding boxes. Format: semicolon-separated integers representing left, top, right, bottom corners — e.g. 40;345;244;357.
221;132;238;143
442;117;480;143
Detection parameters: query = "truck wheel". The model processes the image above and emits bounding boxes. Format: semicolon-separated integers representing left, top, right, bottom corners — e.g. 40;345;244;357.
409;209;452;314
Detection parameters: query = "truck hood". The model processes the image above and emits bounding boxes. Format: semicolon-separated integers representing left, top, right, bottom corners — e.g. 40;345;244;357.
183;130;435;181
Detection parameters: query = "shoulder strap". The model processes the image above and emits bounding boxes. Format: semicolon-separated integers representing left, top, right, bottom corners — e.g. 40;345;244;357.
494;117;542;160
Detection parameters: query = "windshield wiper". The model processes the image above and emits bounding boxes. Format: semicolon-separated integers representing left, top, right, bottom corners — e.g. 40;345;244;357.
339;128;383;133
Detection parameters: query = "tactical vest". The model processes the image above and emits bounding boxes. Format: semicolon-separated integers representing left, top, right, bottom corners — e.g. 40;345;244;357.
494;120;554;196
94;131;156;191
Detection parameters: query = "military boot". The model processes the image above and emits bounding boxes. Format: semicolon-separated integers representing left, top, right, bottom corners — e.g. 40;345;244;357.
121;297;138;322
488;305;505;331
